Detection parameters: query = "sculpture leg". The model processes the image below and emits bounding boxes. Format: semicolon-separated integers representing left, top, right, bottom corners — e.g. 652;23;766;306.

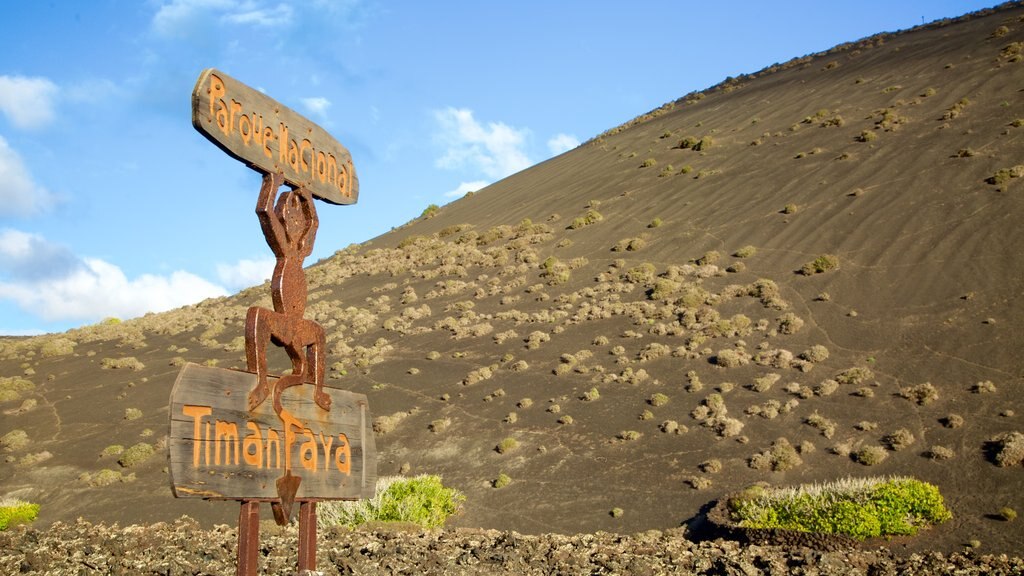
308;322;330;411
245;307;275;411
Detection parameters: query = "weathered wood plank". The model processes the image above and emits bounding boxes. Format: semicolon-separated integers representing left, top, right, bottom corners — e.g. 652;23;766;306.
168;363;376;500
191;68;358;205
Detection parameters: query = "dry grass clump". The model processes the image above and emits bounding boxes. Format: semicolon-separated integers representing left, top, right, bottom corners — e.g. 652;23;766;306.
749;373;781;393
987;165;1024;189
495;437;520;454
124;408;143;421
117;442;155;468
814;379;839;397
733;245;757;258
100;357;145;371
971;380;997;393
883;428;916;451
854;445;889;466
988;432;1024;467
1;429;30;451
805;412;837;439
80;469;136;487
612;237;647;252
942;414;965;429
777;313;804;335
714;348;750;368
749;438;802;471
685;476;713;490
648;393;670;407
799;254;839;275
373;411;412;435
525;331;551;350
800;345;829;363
617;430;642;441
568;209;603;230
835;367;873;386
39;337;76;357
926;446;955;461
0;377;35;403
699;459;723;473
899;382;938;405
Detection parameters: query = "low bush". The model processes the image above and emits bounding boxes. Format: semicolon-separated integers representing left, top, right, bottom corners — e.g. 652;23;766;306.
0;498;39;530
318;475;464;530
729;476;951;540
800;254;839;275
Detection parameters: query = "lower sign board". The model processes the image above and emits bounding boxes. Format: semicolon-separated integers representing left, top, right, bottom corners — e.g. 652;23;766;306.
168;363;376;500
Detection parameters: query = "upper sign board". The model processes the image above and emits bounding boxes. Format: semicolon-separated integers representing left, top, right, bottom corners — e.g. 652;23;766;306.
192;68;358;205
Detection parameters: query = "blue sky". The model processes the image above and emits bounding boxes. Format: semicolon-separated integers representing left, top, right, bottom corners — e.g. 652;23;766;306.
0;0;998;335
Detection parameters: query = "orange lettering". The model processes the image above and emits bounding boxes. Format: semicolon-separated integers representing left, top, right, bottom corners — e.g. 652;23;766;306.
300;139;312;174
300;428;318;472
215;421;239;466
318;432;334;471
278;123;289;164
243;422;263;468
263;126;275;158
183;405;212;468
334;433;351;475
266;428;281;469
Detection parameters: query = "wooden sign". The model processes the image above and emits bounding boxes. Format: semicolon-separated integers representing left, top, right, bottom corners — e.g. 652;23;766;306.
191;68;359;205
168;363;376;500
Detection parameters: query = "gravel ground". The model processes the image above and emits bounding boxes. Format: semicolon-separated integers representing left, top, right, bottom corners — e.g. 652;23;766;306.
2;517;1023;575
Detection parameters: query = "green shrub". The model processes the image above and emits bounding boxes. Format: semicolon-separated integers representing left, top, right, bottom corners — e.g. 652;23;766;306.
493;473;512;489
118;442;155;468
318;475;464;530
730;476;950;540
0;499;39;530
420;204;440;219
640;158;657;168
999;507;1018;521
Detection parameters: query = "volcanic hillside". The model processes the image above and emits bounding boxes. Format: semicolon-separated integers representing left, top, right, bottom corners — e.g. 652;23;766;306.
2;2;1023;555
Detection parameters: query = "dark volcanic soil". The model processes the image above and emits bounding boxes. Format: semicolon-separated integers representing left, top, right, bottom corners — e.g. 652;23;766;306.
2;517;1023;575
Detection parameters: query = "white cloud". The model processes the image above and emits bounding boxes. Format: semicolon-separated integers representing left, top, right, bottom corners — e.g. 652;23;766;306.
223;3;294;26
434;107;531;179
0;75;59;130
547;133;580;155
0;230;227;323
444;180;490;198
153;0;293;36
301;97;331;117
0;229;79;280
0;137;57;216
216;257;275;290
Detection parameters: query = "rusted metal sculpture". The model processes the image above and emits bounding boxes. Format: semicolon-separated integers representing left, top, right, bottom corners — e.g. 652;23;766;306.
243;172;326;571
245;172;329;526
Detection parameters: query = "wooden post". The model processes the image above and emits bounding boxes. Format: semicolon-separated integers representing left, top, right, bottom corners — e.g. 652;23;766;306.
237;500;260;576
298;501;317;572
